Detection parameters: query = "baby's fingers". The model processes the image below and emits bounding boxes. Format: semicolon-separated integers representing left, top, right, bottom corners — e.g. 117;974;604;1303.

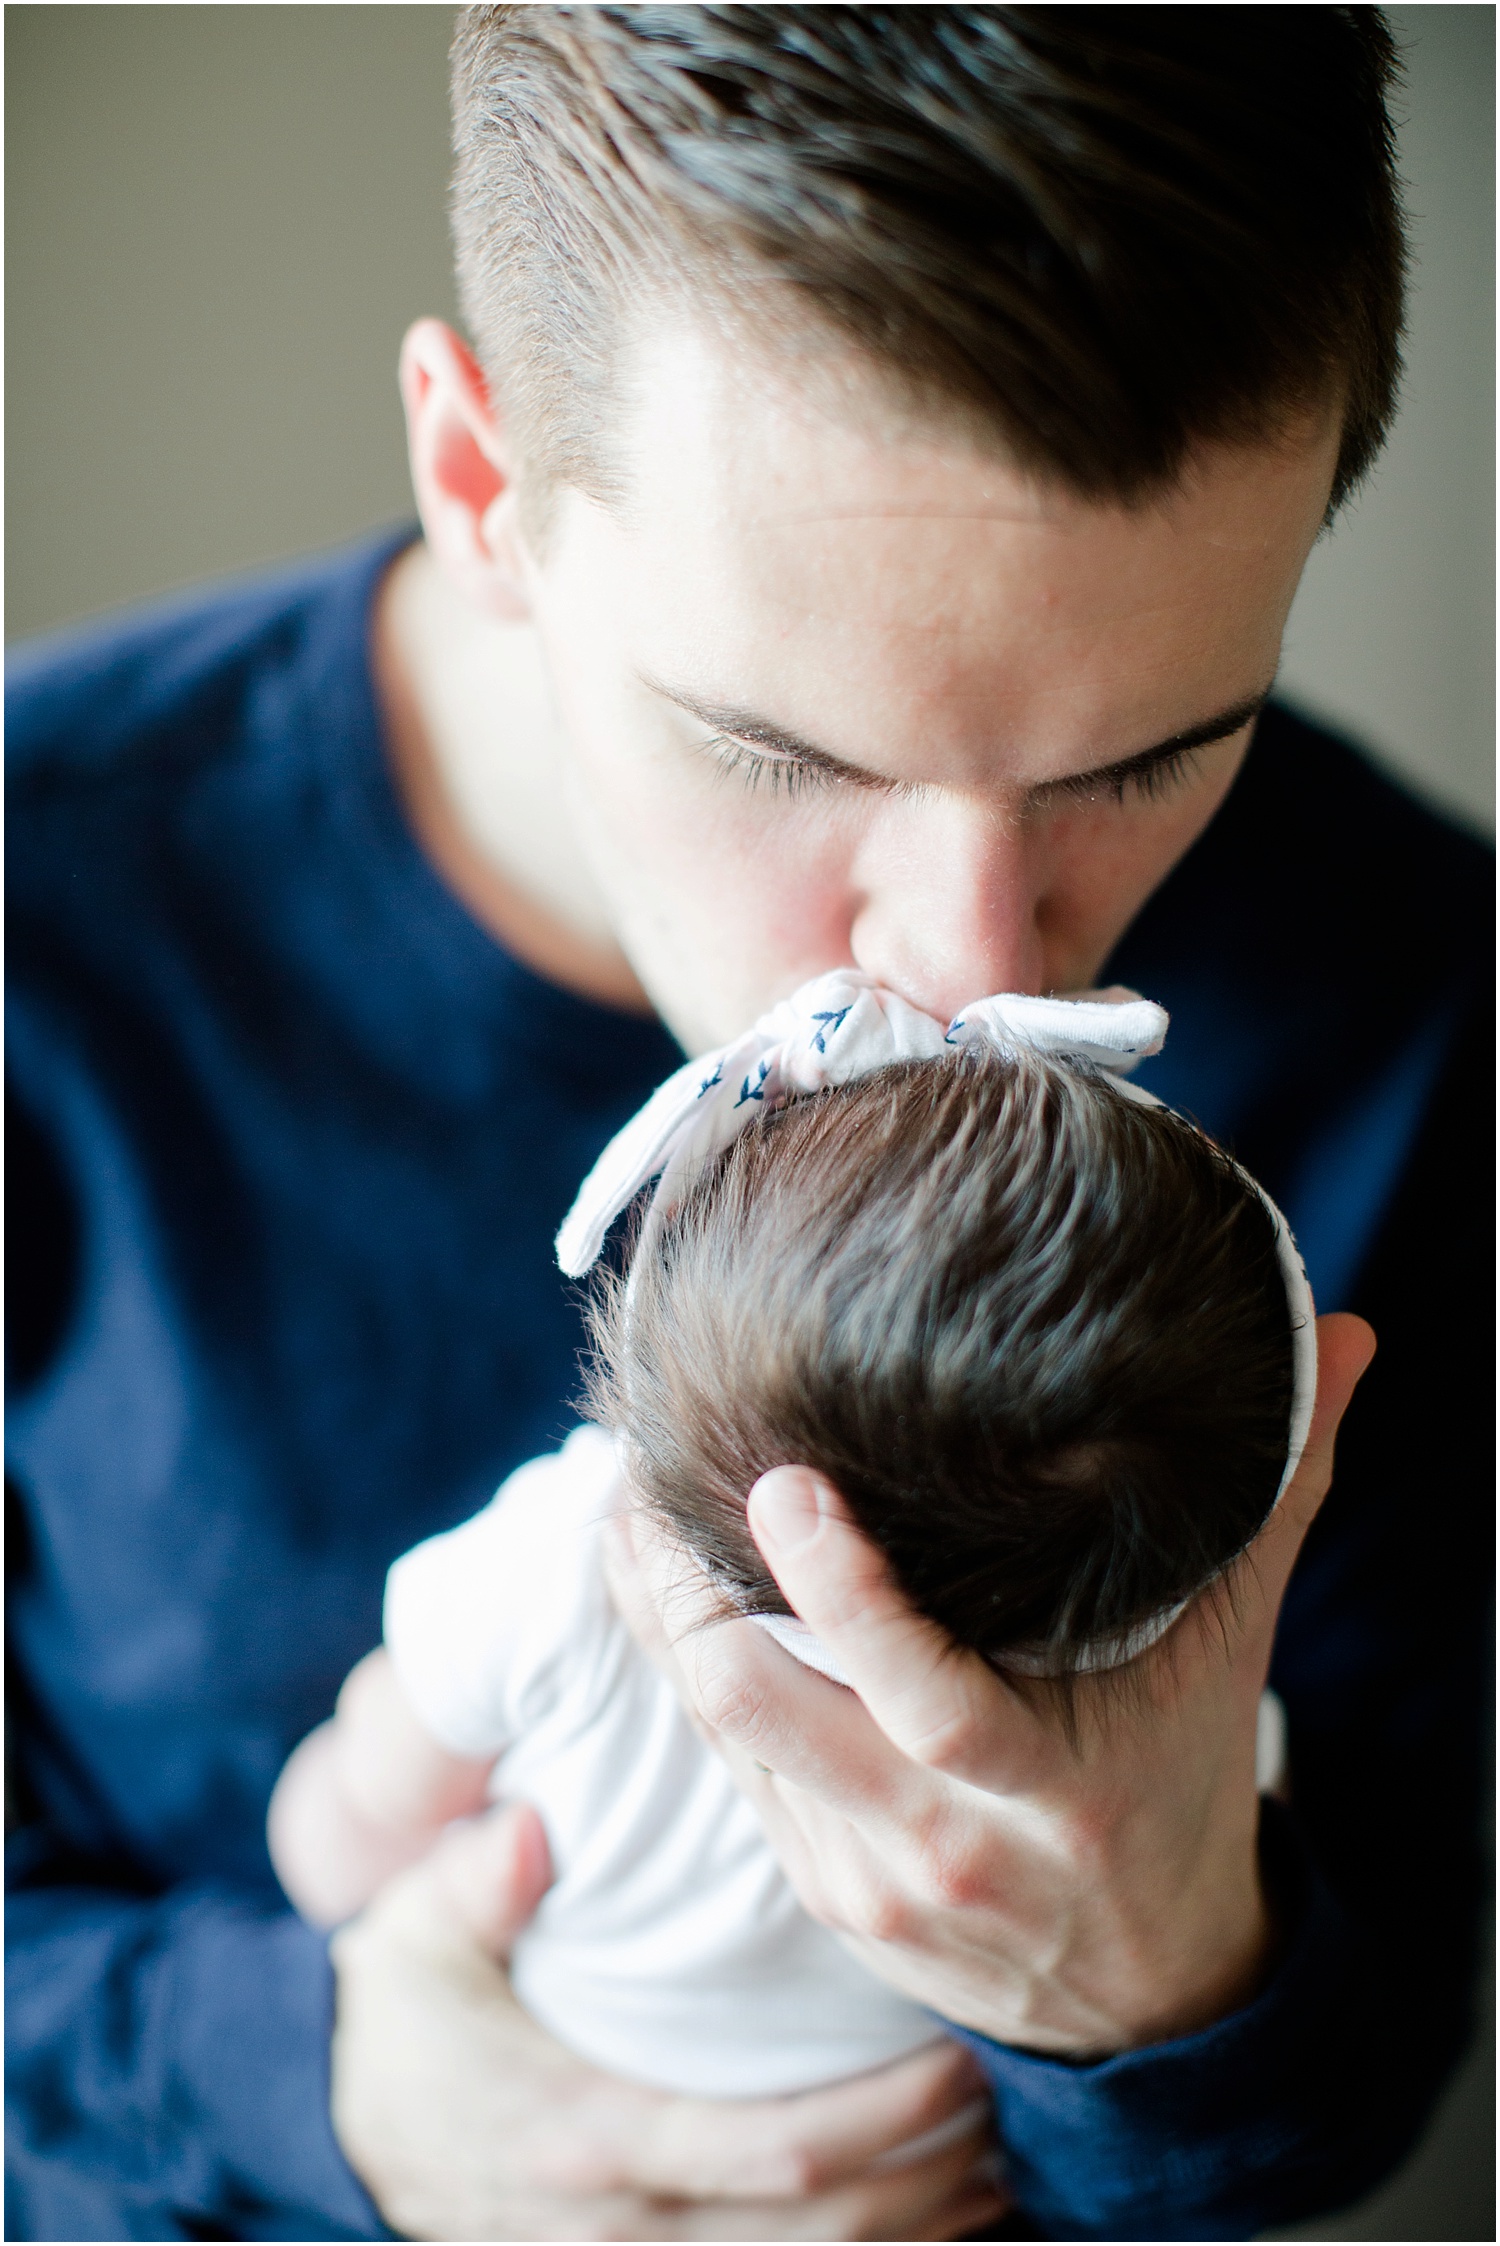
426;1798;554;1959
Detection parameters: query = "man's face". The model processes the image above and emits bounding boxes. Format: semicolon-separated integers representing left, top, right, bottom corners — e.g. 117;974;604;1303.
516;328;1338;1054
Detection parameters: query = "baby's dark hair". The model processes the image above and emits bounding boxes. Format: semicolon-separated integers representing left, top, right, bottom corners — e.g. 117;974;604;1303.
587;1052;1294;1671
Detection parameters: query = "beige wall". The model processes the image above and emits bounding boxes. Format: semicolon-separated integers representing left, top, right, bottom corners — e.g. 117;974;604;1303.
1277;3;1494;833
6;6;457;634
6;4;1493;833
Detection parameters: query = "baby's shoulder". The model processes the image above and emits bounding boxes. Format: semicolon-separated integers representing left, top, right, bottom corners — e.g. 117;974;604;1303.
384;1424;628;1756
483;1421;624;1546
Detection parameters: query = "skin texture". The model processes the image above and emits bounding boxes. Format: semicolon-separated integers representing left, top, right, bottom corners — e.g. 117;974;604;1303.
606;1315;1375;2055
330;1804;1002;2242
329;308;1374;2238
268;1648;497;1929
379;321;1339;1049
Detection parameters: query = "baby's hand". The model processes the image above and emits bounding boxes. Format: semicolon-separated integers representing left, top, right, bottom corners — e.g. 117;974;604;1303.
267;1647;494;1927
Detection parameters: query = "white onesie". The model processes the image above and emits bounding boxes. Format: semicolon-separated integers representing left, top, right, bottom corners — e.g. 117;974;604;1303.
383;1424;941;2098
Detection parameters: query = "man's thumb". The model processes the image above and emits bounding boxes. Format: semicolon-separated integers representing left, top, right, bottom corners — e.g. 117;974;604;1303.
426;1799;553;1958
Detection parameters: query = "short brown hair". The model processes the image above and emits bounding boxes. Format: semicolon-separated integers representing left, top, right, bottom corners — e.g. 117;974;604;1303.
588;1053;1295;1671
450;6;1404;519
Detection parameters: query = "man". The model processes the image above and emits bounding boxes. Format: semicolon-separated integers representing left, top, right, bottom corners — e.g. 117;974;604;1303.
6;9;1491;2240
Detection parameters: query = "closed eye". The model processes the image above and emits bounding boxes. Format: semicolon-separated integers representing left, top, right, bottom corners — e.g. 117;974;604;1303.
709;731;1215;810
705;732;900;801
1038;742;1207;809
653;673;1269;810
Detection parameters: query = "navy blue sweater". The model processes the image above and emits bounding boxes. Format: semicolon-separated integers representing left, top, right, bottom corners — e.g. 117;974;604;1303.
6;533;1492;2241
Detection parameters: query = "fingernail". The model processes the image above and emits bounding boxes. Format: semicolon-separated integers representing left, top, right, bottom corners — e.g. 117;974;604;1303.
749;1467;823;1554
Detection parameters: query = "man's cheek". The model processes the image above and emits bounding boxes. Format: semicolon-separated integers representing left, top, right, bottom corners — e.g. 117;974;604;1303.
676;873;861;1043
1048;774;1239;931
624;785;845;937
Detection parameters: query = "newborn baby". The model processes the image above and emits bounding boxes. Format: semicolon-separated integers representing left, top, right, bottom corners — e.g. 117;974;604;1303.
269;974;1314;2098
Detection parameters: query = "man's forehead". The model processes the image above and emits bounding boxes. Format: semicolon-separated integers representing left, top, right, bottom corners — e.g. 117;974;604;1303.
623;326;1065;546
621;319;1335;531
559;322;1335;780
605;327;1330;610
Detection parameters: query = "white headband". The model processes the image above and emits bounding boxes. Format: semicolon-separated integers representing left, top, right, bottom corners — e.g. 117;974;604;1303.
557;970;1317;1680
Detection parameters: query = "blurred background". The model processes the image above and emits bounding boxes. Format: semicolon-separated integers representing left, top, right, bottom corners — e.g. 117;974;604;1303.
5;10;1494;2242
6;4;1493;838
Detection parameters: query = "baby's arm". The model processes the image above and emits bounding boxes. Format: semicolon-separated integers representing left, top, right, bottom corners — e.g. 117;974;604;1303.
268;1647;494;1928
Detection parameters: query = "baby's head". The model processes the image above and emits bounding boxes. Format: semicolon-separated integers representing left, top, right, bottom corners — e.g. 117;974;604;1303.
588;1050;1299;1675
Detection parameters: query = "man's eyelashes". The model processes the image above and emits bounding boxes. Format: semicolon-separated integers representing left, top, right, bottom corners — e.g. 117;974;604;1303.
1042;744;1205;808
704;735;857;800
705;731;1206;809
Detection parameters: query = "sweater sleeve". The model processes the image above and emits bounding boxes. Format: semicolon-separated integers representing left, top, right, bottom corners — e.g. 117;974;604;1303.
960;1794;1478;2241
953;990;1491;2240
4;1843;392;2243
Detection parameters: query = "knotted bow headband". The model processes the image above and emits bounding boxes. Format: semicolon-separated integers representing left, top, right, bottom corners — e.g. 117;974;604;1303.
557;970;1318;1679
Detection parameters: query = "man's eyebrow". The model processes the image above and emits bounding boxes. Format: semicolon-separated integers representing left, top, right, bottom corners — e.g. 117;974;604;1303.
640;674;1273;796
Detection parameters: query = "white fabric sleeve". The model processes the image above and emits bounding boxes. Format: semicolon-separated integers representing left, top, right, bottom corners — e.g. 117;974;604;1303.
382;1424;620;1759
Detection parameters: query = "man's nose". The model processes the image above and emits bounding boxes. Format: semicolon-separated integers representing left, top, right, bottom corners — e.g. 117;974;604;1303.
847;792;1048;1018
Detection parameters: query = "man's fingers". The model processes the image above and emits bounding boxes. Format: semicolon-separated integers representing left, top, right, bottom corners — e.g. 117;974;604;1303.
1158;1311;1379;1706
1245;1312;1377;1603
682;1612;910;1811
748;1467;1046;1787
631;2036;990;2199
612;1489;910;1809
603;1503;696;1694
426;1798;554;1959
1280;1312;1377;1523
651;2134;1007;2240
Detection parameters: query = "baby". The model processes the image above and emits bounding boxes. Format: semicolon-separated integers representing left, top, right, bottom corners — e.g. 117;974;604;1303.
269;972;1314;2098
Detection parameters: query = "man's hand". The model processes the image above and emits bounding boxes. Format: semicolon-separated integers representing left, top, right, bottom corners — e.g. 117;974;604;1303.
330;1801;1006;2241
608;1312;1376;2060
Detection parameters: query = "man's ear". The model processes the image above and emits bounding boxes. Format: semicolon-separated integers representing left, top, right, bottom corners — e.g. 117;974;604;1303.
399;318;533;621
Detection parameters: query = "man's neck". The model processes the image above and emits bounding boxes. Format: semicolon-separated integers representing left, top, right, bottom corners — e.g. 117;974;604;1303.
371;541;652;1013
